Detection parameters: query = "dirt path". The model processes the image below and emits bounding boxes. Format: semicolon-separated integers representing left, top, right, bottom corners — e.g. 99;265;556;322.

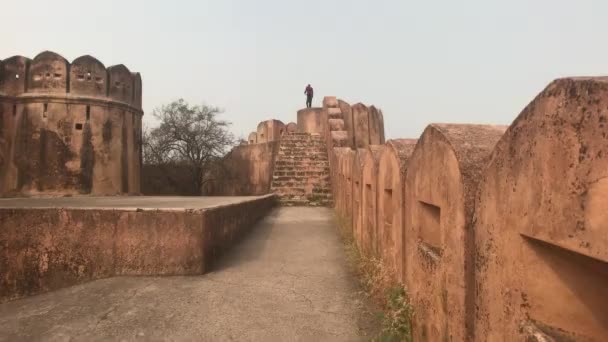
0;207;376;341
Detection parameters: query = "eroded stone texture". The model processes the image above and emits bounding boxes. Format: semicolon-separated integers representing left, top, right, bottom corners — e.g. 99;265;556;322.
330;130;348;148
474;77;608;341
338;100;355;148
376;139;417;282
352;148;367;250
352;103;370;149
203;142;280;196
248;132;258;144
338;148;355;221
328;119;345;131
368;106;384;145
404;123;506;342
270;133;332;206
322;96;339;108
0;52;143;196
107;64;134;105
256;119;285;143
342;148;355;220
70;55;106;97
297;108;325;134
378;109;385;144
0;56;29;96
0;195;276;303
27;51;68;94
331;148;350;217
361;145;384;257
286;122;297;133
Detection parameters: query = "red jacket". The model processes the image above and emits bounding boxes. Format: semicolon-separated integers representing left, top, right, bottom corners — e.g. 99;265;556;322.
305;86;314;96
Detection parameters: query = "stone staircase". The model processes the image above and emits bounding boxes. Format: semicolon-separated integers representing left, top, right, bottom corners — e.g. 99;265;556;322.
270;133;333;206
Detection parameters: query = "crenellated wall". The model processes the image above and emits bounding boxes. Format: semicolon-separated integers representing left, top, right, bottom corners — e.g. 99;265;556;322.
326;78;608;341
0;51;143;196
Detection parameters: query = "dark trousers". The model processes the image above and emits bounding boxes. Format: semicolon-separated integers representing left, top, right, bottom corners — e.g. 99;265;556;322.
306;95;313;108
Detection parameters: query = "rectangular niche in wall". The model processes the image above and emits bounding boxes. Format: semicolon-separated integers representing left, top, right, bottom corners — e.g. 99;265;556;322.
520;234;608;340
418;200;442;260
384;189;393;227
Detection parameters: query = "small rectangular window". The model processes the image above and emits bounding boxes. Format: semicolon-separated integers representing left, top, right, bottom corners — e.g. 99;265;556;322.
43;103;48;118
75;123;83;130
86;106;90;121
12;104;16;116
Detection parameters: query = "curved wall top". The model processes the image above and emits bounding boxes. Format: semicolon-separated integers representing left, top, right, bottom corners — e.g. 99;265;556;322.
0;51;142;110
0;56;30;96
132;72;143;108
107;64;134;105
70;55;106;97
28;51;69;93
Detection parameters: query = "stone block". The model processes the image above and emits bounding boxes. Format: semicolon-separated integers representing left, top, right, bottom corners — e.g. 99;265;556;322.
323;96;339;108
328;119;345;131
361;145;384;257
338;100;355;148
297;108;325;134
474;77;608;341
376;139;417;282
330;130;348;148
403;123;506;341
286;122;297;133
352;103;370;148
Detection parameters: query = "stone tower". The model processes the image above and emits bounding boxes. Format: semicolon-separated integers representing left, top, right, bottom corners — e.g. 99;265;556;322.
0;51;143;196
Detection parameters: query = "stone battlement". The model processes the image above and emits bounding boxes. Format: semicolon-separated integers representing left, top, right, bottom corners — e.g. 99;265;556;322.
0;51;143;196
0;51;142;111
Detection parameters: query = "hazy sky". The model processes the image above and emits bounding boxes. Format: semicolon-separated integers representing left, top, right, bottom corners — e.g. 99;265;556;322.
2;0;607;139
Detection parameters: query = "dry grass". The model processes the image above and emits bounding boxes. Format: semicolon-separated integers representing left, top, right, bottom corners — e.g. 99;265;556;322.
335;214;414;342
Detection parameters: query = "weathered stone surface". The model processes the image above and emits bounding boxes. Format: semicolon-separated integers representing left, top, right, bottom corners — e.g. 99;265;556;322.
368;106;383;145
378;109;385;144
256;119;285;143
331;148;350;217
0;195;276;303
361;145;384;257
107;64;134;104
28;51;69;94
343;151;354;220
270;133;332;206
70;55;107;97
327;107;342;119
0;52;143;196
286;122;297;133
474;77;608;341
0;207;376;341
404;123;506;342
322;96;339;108
330;130;348;148
376;139;416;282
338;100;355;148
0;56;29;96
203;142;280;196
328;119;345;131
248;131;258;144
352;148;367;250
352;103;370;148
297;108;325;134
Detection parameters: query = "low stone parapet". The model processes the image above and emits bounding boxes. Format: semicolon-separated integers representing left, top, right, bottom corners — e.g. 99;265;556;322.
0;195;276;303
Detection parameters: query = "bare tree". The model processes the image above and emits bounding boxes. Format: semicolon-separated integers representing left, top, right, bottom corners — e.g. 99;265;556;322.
143;99;235;194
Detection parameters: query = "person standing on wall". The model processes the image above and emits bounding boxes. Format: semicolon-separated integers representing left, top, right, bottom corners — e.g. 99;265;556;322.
304;84;314;108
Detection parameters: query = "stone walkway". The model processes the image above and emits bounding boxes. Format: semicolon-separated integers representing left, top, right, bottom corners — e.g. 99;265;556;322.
0;207;375;341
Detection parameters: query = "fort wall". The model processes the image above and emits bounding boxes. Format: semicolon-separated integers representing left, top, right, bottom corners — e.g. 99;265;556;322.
0;195;275;303
203;141;280;196
326;77;608;340
0;51;143;196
